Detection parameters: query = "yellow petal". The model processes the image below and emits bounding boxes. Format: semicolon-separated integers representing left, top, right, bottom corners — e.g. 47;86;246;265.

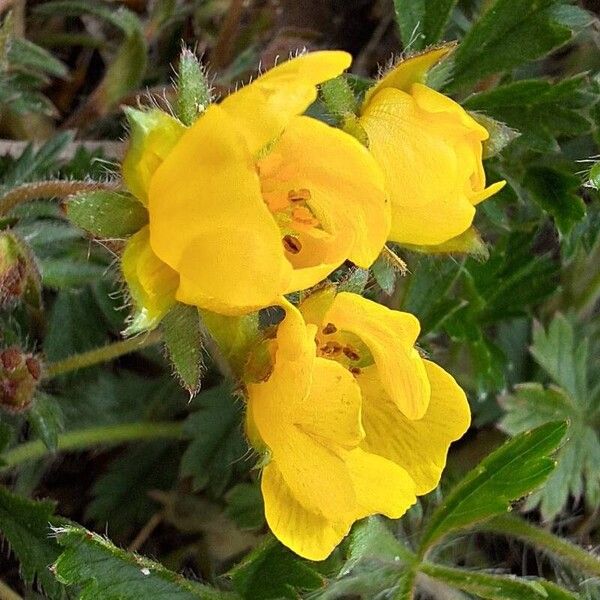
470;179;506;205
148;104;293;315
262;463;353;561
360;87;477;245
362;45;454;107
266;116;390;284
346;448;416;519
325;293;430;419
358;360;471;495
121;226;179;332
220;51;352;155
122;108;185;204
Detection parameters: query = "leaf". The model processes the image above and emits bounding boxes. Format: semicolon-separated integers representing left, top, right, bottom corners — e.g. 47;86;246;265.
9;37;68;78
229;536;323;600
524;167;585;236
0;485;65;596
180;385;248;495
28;393;64;451
419;562;565;600
51;524;233;599
393;0;457;50
162;304;204;396
66;190;148;238
224;483;265;531
463;76;593;152
418;421;567;552
448;0;589;90
86;441;180;537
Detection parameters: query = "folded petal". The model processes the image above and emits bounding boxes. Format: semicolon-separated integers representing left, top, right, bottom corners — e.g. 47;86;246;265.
122;108;185;204
360;87;476;245
358;360;471;495
325;293;430;419
262;463;353;561
121;226;178;332
363;45;454;107
149;104;293;315
220;51;351;154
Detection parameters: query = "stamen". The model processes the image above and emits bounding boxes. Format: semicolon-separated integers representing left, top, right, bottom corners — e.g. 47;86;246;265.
322;323;337;335
320;341;342;356
288;188;311;202
282;235;302;254
343;346;360;362
349;366;362;376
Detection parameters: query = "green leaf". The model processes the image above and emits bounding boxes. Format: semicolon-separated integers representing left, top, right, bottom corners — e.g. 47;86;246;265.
463;76;593;152
9;37;68;78
180;385;248;495
524;167;585;236
161;304;204;396
419;421;567;552
176;47;212;126
393;0;457;50
86;441;180;536
225;483;265;531
28;393;64;451
229;536;323;600
0;485;64;596
66;191;148;238
448;0;589;90
419;562;564;600
52;524;233;599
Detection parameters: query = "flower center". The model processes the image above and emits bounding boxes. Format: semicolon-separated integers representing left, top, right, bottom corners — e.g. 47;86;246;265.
315;321;372;377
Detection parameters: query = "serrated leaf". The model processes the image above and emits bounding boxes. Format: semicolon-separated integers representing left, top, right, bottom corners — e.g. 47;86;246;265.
419;421;567;552
229;536;323;600
66;190;148;238
162;304;204;395
0;486;65;596
393;0;457;50
419;562;563;600
180;385;248;495
28;393;64;451
52;524;233;599
524;167;585;236
448;0;587;90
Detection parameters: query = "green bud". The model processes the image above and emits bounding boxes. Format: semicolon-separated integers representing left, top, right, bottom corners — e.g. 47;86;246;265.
320;76;358;121
470;112;520;159
0;232;41;309
176;47;212;126
341;114;369;147
0;346;42;414
66;190;148;238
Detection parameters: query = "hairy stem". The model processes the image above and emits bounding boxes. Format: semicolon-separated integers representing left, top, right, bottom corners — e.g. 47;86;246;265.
45;330;162;379
0;180;118;216
0;422;184;471
478;514;600;578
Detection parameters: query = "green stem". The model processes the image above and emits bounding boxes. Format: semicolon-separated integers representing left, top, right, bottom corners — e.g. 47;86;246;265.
0;180;117;216
0;422;184;471
477;514;600;578
45;330;162;379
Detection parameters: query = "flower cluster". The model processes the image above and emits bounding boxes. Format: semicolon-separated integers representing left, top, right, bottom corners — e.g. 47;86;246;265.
118;48;503;559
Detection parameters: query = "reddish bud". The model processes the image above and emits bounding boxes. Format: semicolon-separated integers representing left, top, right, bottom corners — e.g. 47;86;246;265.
0;346;42;413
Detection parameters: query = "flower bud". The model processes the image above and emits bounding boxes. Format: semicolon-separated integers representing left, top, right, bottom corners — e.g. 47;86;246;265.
0;346;42;413
0;232;41;309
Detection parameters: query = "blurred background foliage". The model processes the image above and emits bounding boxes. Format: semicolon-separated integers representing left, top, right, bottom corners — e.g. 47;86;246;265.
0;0;600;598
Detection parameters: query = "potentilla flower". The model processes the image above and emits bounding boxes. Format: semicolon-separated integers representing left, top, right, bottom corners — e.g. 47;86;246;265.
121;51;390;326
245;293;470;560
357;47;505;247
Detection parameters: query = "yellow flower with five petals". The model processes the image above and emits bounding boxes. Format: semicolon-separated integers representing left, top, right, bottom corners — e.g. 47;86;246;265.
358;47;505;247
245;292;470;560
121;51;390;327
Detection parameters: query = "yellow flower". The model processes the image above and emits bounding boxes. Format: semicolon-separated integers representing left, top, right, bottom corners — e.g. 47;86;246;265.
246;293;470;560
358;47;505;246
121;51;390;324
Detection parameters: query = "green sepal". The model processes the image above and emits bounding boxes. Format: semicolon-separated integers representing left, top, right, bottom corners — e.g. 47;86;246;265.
176;47;212;126
66;190;148;238
470;111;521;158
403;227;489;259
321;76;358;120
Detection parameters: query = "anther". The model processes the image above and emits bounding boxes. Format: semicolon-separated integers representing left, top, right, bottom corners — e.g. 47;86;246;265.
349;366;362;376
320;341;342;356
288;188;311;202
343;346;360;362
282;235;302;254
322;323;337;335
